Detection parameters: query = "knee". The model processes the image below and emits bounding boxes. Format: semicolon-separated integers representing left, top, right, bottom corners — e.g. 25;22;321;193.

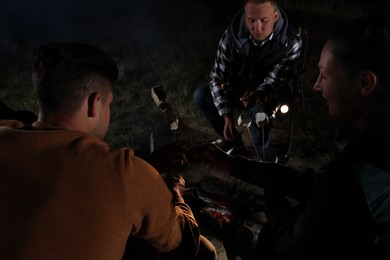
193;83;209;108
192;86;203;107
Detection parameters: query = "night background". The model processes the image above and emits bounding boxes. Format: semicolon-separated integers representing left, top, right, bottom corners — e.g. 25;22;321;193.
1;0;390;165
1;0;388;55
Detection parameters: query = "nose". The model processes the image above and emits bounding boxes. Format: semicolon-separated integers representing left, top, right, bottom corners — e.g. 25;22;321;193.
254;20;262;32
313;75;321;92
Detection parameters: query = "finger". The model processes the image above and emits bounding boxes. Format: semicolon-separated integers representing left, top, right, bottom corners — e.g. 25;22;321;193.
240;90;250;100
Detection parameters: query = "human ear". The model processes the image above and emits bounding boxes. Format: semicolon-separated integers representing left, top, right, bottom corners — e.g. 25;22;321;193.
274;9;280;21
359;71;377;97
87;92;102;117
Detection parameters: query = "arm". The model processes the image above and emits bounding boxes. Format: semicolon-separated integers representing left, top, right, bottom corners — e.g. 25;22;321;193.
256;34;302;100
209;29;235;117
195;143;313;201
209;29;241;141
263;161;374;258
263;168;335;257
160;173;201;259
127;156;200;259
231;156;313;202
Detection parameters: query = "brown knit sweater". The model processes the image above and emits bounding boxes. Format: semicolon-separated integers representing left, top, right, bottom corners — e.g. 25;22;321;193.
0;120;199;259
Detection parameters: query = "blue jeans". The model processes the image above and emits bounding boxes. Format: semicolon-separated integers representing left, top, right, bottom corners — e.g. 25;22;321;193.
193;83;274;157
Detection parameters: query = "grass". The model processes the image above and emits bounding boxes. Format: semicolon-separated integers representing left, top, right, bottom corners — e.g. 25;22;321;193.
0;1;388;168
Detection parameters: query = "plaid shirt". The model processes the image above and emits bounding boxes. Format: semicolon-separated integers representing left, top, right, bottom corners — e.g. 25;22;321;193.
209;7;302;117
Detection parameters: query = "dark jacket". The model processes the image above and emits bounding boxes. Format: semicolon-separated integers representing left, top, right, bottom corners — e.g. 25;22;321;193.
231;122;390;259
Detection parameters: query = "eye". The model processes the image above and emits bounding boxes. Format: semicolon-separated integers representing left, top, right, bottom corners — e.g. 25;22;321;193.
248;18;255;23
319;73;327;81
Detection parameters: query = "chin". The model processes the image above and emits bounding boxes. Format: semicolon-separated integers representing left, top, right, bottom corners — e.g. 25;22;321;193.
253;36;265;41
328;111;340;118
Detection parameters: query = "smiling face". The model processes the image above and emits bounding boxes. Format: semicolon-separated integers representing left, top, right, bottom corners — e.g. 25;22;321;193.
244;1;279;41
313;41;364;121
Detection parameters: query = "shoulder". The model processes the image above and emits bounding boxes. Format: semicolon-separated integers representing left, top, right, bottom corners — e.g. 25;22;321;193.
230;8;248;41
0;120;26;129
274;7;301;46
316;157;358;186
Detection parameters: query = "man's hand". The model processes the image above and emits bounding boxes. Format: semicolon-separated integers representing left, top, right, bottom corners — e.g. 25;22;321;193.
162;173;185;197
240;90;263;108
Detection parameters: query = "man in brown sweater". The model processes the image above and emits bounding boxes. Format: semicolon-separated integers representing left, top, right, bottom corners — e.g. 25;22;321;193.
0;42;216;259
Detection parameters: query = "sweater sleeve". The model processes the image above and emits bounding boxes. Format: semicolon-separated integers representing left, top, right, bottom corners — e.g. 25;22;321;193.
160;201;201;259
124;153;200;258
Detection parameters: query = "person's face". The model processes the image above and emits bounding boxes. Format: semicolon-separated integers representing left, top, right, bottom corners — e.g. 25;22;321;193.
245;1;279;41
313;41;363;119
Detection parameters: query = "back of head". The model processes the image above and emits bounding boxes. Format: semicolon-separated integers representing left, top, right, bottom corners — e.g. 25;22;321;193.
32;42;119;115
328;14;390;120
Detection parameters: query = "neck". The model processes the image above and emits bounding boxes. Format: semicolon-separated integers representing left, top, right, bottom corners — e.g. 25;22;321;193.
38;112;89;133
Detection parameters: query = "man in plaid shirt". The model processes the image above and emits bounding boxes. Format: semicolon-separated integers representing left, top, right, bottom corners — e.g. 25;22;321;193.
193;0;301;162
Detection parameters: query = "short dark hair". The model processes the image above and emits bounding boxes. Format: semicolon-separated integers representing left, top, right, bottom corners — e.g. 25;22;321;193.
244;0;278;6
329;15;390;89
32;42;119;114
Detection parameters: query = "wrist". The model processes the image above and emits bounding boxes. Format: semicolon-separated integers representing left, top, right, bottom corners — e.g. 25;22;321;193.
222;113;232;118
223;114;234;122
172;193;184;203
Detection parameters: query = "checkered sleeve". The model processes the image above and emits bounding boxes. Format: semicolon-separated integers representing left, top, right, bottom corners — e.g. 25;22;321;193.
256;34;302;98
209;29;234;117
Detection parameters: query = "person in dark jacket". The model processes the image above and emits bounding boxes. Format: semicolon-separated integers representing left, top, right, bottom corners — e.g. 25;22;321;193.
197;14;390;259
193;0;302;162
